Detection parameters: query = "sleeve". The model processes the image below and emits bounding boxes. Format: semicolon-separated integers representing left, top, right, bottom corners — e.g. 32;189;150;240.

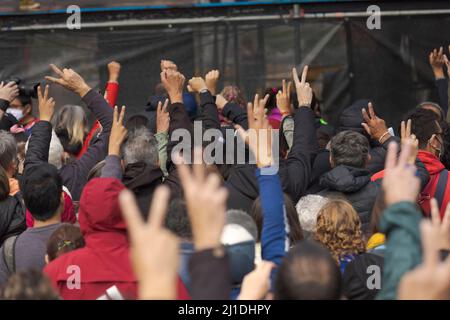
278;107;319;204
23;120;52;172
100;155;123;180
199;91;221;131
435;78;449;118
188;247;231;300
377;201;422;300
257;168;289;286
222;102;248;130
0;113;18;131
155;132;169;177
281;116;294;152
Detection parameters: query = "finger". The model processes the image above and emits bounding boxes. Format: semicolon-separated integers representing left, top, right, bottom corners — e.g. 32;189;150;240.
45;76;64;85
247;102;255;129
163;98;169;112
287;81;292;98
176;154;193;191
361;108;371;123
361;123;371;136
282;79;286;94
253;94;259;113
113;106;119;123
368;102;376;119
119;106;126;124
438;46;444;57
442;202;450;233
44;84;49;101
430;198;441;228
397;139;412;167
300;65;309;85
37;85;43;102
420;220;439;268
234;124;249;144
192;147;205;183
292;67;300;85
400;121;406;139
406;119;411;137
385;142;398;171
49;64;64;77
147;185;170;229
119;189;144;236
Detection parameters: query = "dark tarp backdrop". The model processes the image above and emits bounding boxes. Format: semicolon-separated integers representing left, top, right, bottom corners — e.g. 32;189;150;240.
0;2;449;129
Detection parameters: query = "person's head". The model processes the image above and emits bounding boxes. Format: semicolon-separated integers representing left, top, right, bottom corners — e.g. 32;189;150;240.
1;269;59;300
0;130;18;177
21;163;63;222
51;105;88;156
408;108;444;158
0;166;10;201
121;127;159;167
274;240;342;300
220;85;247;107
165;198;192;241
314;199;365;264
25;130;65;170
418;102;444;122
296;194;329;239
125;114;150;131
87;160;106;182
46;224;85;263
250;194;304;245
9;93;33;123
329;130;370;168
13;132;28;175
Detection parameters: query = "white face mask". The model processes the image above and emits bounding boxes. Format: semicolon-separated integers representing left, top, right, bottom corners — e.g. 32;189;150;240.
6;108;24;121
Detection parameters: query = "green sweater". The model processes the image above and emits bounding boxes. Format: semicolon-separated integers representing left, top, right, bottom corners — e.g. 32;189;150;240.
377;201;422;300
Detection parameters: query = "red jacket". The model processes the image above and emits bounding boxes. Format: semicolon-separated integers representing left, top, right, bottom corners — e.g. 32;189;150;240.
371;150;449;219
44;178;189;300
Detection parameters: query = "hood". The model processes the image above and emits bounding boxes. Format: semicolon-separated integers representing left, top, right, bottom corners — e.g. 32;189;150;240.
338;99;371;136
418;150;445;175
320;165;371;193
78;178;126;237
123;162;163;190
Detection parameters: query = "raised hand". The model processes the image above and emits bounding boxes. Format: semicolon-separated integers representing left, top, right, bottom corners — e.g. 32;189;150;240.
276;79;292;117
361;102;390;143
156;99;170;134
235;93;272;168
160;69;185;104
37;85;56;122
400;119;419;164
107;61;121;83
382;140;420;207
444;45;450;78
292;65;312;108
108;106;127;156
187;76;208;94
0;81;19;102
215;94;228;111
176;148;228;251
45;64;91;97
119;186;179;300
160;60;178;72
429;47;446;79
398;220;450;300
237;261;275;300
430;198;450;250
205;69;220;96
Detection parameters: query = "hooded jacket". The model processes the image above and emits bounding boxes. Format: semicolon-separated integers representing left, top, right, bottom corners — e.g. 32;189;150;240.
319;165;379;233
44;178;189;300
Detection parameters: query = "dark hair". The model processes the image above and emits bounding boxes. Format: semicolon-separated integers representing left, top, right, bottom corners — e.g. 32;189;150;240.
16;93;32;108
0;166;10;201
165;198;192;240
1;269;59;300
46;224;85;262
369;190;386;236
274;240;341;300
407;108;442;150
125;114;149;131
330;130;369;168
250;193;303;245
87;160;106;182
440;121;450;170
55;128;83;156
21;163;62;221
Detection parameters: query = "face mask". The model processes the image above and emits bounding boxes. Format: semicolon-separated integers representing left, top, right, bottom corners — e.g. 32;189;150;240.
6;108;24;121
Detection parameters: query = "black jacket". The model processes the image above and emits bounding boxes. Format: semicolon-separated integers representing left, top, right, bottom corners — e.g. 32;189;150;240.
0;193;26;246
319;165;379;233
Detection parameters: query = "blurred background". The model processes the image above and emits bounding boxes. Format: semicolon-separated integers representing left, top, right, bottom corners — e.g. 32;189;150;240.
0;0;450;127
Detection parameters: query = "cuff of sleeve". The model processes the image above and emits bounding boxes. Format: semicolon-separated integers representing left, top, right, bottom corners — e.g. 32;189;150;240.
0;99;9;112
81;89;98;106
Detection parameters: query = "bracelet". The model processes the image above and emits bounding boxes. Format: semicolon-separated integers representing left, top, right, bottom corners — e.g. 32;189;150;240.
378;131;390;144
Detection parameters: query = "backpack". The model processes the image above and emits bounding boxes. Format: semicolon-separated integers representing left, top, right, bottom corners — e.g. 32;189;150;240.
419;169;448;217
2;235;19;274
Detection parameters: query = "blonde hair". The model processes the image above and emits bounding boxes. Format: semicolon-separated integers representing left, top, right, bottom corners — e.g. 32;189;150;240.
51;105;87;146
314;199;365;264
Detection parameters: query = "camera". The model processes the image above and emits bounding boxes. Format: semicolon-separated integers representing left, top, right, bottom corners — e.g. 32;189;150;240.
3;77;39;99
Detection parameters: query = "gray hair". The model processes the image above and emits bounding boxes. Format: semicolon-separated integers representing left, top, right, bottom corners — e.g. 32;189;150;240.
225;209;258;242
330;130;369;168
25;130;64;170
0;130;18;170
296;195;329;238
121;127;158;166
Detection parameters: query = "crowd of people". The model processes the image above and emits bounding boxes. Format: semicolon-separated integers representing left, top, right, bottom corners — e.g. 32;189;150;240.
0;45;449;300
